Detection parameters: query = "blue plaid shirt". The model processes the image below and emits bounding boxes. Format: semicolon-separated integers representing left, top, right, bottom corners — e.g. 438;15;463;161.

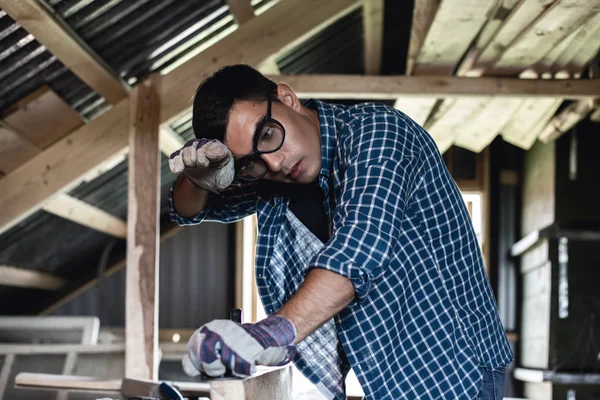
170;100;513;399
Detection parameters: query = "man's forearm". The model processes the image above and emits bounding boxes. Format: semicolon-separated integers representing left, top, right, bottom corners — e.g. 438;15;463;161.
172;174;209;218
276;268;355;343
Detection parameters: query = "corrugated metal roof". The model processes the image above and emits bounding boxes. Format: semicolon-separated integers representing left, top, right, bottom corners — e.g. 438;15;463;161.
278;8;364;74
0;11;104;121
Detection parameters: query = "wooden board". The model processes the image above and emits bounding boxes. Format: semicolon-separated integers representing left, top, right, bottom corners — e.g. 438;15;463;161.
41;195;127;239
492;0;599;75
521;140;555;235
413;0;497;75
0;266;66;291
226;0;255;25
0;99;130;236
501;98;562;149
550;12;600;76
454;96;524;152
125;76;161;381
0;122;40;176
3;87;84;149
363;0;384;75
427;97;491;152
457;0;521;76
406;0;439;75
538;99;593;143
393;97;438;126
472;0;556;75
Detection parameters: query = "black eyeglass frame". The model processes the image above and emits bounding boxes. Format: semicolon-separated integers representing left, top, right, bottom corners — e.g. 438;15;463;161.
233;92;286;182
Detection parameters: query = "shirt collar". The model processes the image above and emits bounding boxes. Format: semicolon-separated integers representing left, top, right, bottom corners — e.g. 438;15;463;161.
305;99;338;180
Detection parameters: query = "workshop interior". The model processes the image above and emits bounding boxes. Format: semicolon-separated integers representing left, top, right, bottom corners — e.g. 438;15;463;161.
0;0;599;399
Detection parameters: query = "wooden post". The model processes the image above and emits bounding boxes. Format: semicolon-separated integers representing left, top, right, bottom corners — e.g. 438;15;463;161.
126;75;161;380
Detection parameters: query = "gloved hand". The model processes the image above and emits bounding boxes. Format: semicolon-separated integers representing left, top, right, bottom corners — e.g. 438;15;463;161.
168;138;234;193
182;315;297;378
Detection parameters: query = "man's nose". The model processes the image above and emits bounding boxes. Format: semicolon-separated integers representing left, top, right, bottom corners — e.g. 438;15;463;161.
261;152;284;173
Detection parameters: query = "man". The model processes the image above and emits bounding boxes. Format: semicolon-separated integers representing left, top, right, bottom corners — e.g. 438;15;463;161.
168;64;513;399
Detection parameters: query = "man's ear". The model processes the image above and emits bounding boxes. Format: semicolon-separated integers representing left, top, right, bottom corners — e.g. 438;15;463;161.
276;83;301;111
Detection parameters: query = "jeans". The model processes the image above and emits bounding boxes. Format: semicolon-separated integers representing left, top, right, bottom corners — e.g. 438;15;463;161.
477;366;507;400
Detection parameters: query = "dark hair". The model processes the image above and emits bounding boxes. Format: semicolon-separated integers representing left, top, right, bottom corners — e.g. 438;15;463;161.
192;64;277;141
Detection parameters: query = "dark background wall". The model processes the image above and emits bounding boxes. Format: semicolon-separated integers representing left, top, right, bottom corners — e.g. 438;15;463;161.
52;222;235;328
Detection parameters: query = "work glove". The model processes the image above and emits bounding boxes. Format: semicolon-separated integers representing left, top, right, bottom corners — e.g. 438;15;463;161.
168;138;234;193
182;315;297;378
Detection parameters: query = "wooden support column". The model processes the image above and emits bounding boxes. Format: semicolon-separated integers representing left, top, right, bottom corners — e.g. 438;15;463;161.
125;76;161;380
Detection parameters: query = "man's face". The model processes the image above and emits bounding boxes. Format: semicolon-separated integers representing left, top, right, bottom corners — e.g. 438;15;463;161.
224;85;322;184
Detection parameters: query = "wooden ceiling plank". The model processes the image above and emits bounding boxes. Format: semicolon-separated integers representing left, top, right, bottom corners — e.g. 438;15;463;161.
226;0;255;25
363;0;384;75
427;97;491;152
457;0;521;77
41;195;127;239
491;0;600;75
393;97;438;126
403;0;441;128
407;0;440;75
472;0;556;75
538;100;594;143
563;22;600;77
3;87;84;149
534;24;583;75
0;0;128;104
413;0;497;75
454;96;524;152
0;265;66;290
501;98;562;149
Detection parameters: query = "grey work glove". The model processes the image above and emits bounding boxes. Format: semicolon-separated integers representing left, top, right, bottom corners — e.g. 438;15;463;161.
168;139;235;193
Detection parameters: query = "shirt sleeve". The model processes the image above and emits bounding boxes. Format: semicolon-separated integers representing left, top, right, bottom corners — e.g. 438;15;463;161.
309;113;422;301
169;180;259;226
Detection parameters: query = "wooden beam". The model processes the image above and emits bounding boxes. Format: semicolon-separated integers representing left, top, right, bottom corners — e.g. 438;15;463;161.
3;87;84;148
501;98;562;150
393;97;437;126
363;0;384;75
538;100;594;143
0;99;130;236
413;0;497;75
0;1;128;104
0;265;67;290
406;0;440;75
226;0;255;25
158;126;185;157
41;195;127;239
491;0;599;75
271;75;600;99
125;76;161;381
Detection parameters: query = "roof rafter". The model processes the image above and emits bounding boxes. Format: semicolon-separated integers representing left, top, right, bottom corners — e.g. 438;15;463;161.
0;265;67;290
226;0;255;25
363;0;384;75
